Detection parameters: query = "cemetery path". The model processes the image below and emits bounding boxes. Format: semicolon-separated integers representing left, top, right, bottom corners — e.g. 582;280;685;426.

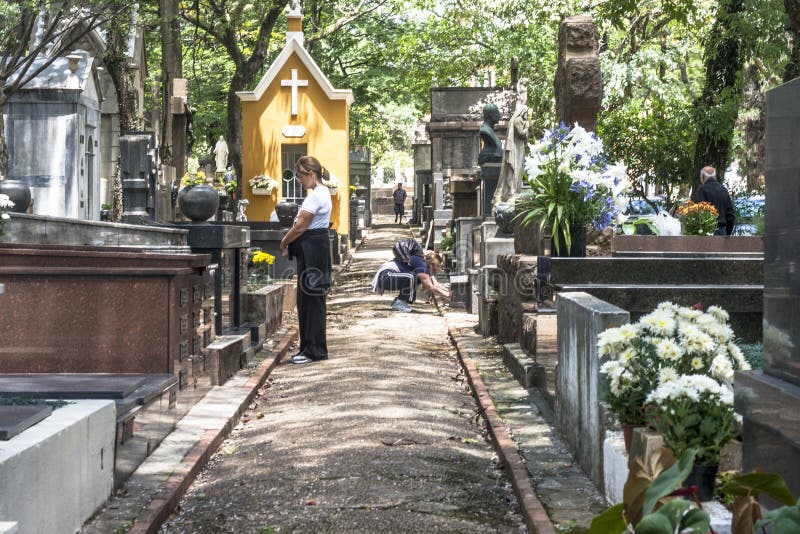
160;225;525;533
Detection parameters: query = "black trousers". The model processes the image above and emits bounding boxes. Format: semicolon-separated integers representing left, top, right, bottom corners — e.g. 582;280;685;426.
377;270;417;303
291;229;331;359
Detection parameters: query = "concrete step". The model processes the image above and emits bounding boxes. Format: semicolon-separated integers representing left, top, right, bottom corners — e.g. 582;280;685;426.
502;343;547;390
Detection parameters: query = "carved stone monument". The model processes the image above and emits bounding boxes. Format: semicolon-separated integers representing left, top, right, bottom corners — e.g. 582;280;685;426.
554;15;602;132
214;136;229;173
493;78;530;213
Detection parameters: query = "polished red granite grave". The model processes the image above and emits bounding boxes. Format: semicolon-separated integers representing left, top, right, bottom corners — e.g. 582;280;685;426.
0;243;214;383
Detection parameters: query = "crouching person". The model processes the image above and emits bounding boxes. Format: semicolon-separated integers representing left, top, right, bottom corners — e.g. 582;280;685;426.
371;250;450;312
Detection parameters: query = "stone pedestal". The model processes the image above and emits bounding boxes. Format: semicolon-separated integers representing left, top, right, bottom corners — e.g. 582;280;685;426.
450;178;478;219
453;217;483;272
182;223;250;335
478;162;501;218
735;76;800;500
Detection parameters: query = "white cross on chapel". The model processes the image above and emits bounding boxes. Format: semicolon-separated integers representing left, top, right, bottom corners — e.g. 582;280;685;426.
280;69;308;116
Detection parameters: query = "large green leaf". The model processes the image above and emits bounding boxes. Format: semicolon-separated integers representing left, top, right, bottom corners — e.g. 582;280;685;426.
642;448;696;516
681;507;711;533
722;472;796;506
756;499;800;533
634;512;673;534
589;503;626;534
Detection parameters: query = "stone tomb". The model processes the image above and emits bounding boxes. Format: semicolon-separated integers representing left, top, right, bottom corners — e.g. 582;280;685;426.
0;373;177;489
0;243;214;389
735;76;800;501
0;405;52;440
536;256;764;342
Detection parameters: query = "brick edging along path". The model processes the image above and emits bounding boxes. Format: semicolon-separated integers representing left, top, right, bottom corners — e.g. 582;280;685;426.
128;325;298;534
447;324;557;534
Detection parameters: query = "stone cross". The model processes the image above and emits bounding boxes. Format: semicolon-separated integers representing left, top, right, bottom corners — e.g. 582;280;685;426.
281;69;308;116
554;15;602;131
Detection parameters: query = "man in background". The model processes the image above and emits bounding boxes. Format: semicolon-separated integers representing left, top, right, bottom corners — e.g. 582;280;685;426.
692;166;735;235
393;182;407;224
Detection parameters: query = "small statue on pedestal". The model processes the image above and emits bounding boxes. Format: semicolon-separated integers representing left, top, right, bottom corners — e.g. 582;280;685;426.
478;103;502;166
214;136;229;174
493;78;530;214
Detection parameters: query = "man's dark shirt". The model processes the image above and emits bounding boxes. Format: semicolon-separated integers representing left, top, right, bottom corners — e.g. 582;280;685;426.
692;178;735;235
393;188;407;205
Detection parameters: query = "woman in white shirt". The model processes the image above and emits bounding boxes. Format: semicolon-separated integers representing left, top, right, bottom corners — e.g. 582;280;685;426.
280;156;333;364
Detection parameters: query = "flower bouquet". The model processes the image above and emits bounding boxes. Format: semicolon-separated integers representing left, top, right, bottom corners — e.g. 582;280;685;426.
248;175;279;195
598;302;750;427
0;194;14;237
517;123;630;255
322;172;340;193
646;374;736;467
182;170;206;189
249;250;276;288
676;201;718;235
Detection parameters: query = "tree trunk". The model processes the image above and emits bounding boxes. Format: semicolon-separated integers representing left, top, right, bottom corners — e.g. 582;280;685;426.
227;72;247;183
785;0;800;82
160;0;182;164
104;12;138;133
692;0;746;184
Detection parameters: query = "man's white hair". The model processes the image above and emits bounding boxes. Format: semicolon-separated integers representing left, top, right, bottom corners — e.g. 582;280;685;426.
700;168;716;179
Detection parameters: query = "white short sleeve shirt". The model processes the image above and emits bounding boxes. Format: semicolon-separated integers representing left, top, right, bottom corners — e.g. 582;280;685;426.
299;185;332;230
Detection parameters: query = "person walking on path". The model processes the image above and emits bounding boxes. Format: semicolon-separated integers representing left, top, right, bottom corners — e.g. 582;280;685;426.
280;156;332;364
393;182;407;224
692;165;735;235
371;249;450;312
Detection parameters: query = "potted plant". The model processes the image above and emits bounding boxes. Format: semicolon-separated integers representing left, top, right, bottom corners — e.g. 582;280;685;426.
322;173;340;195
178;171;219;222
646;375;736;500
248;250;276;289
517;123;630;256
598;302;750;451
248;175;279;196
216;177;238;211
100;203;112;221
676;201;719;235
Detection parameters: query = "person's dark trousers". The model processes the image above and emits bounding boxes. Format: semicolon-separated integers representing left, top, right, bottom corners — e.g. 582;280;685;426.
378;271;416;303
394;203;403;222
714;226;727;236
291;229;331;359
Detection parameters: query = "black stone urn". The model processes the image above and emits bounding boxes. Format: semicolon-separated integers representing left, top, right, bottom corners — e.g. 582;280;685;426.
0;180;31;213
275;200;299;228
178;184;219;222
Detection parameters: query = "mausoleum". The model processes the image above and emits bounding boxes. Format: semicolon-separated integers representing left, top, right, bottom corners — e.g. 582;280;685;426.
237;5;353;240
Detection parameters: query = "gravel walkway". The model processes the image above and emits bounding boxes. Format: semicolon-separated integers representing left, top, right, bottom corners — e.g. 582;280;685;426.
160;225;524;533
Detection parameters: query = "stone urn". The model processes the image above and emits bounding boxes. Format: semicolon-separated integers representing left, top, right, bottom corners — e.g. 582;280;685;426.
275;201;298;228
178;184;219;222
0;180;31;213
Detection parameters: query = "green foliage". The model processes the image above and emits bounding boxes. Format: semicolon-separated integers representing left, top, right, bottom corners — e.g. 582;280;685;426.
589;502;625;534
756;499;800;533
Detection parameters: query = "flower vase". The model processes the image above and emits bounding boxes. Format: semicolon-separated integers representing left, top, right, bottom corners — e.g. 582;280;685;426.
0;180;31;213
552;224;587;257
178;184;219;222
683;464;719;501
622;424;644;454
252;187;272;196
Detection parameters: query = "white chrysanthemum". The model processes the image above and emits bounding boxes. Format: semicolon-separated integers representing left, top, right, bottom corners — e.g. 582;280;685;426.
597;327;626;357
618;323;638;341
703;322;734;342
727;343;751;370
619;348;636;364
659;367;678;384
656;302;679;315
655;339;682;361
642;310;676;335
678;307;703;320
691;357;704;370
647;374;731;405
0;194;14;209
707;305;730;323
710;355;735;384
600;360;623;378
694;313;715;327
680;324;715;353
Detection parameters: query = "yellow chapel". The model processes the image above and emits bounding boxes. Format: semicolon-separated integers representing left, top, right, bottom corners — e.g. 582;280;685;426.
237;5;353;237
